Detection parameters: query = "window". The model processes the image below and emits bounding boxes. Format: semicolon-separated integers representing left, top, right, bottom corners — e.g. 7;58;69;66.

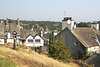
74;41;78;46
35;39;40;43
28;39;33;43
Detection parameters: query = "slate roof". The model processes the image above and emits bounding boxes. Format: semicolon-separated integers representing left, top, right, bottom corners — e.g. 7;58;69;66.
0;33;6;39
0;23;5;33
0;22;38;39
72;27;100;47
83;53;100;67
56;27;100;48
20;29;37;39
0;22;22;38
8;23;17;32
43;33;50;39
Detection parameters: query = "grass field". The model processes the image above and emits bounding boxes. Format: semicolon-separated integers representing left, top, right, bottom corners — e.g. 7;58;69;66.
53;24;59;26
0;46;79;67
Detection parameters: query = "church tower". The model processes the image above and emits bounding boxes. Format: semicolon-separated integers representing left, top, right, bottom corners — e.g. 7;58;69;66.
62;17;75;30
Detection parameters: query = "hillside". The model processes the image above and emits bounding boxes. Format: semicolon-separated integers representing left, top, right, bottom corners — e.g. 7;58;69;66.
0;46;79;67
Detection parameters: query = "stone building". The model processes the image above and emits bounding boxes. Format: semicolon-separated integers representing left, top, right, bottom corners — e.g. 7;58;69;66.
56;17;100;58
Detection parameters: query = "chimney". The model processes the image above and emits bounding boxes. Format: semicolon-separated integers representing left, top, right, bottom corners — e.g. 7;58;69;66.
54;30;57;36
62;17;75;30
91;21;99;30
41;27;43;37
44;30;47;34
17;18;20;26
8;32;11;39
6;18;8;25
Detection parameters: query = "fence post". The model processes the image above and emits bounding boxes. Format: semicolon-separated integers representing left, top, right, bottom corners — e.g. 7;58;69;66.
35;47;37;52
39;46;42;54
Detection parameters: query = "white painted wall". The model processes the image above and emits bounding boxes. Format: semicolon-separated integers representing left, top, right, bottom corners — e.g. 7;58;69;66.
62;20;74;30
7;39;14;43
87;46;99;53
25;35;44;47
34;35;44;47
0;39;4;44
71;21;74;30
54;33;57;36
20;35;44;47
91;23;99;30
41;31;43;37
44;32;47;34
8;33;11;39
25;35;34;47
62;21;67;30
74;24;76;29
67;20;71;24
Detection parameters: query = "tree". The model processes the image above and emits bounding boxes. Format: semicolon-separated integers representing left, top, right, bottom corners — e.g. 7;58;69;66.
48;25;52;30
49;31;55;45
49;33;53;54
40;22;46;27
49;36;71;61
52;31;55;43
8;19;11;23
77;22;89;27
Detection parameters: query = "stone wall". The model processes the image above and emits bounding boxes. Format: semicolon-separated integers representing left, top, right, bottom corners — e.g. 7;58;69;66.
56;28;86;58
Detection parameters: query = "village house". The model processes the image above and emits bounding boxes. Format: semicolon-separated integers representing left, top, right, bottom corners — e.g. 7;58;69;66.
56;17;100;58
0;18;44;48
31;24;50;45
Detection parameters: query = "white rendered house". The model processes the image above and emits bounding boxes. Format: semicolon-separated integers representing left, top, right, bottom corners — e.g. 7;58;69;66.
0;18;44;48
24;34;44;47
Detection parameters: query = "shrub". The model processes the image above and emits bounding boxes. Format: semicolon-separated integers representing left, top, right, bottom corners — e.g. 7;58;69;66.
49;36;71;61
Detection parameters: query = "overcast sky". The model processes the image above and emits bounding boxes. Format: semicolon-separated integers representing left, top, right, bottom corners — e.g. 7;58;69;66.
0;0;100;22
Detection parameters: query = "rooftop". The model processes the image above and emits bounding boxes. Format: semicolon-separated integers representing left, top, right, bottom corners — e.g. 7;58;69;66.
83;53;100;67
72;27;100;47
62;17;74;21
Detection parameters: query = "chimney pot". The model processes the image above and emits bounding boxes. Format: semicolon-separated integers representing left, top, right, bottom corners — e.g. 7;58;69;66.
6;18;8;22
17;18;19;22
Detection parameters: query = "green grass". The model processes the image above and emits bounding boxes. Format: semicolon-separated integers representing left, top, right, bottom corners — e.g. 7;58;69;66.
53;24;59;26
0;44;5;46
0;58;16;67
21;24;28;26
